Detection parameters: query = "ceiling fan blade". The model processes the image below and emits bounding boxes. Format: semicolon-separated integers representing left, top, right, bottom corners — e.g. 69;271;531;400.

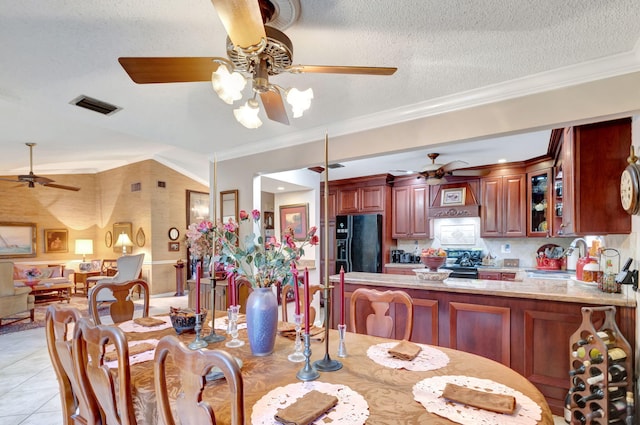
27;175;55;184
118;57;226;84
211;0;266;53
42;182;81;191
288;65;397;76
260;90;289;125
440;160;469;172
0;177;21;183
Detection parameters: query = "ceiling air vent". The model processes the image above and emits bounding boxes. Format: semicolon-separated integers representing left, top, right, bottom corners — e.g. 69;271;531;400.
328;163;344;169
70;95;121;116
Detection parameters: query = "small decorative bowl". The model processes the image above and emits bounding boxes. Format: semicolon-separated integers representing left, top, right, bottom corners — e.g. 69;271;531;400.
169;307;207;335
420;255;447;271
413;268;452;281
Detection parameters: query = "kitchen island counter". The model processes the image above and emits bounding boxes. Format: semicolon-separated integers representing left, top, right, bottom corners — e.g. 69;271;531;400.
331;271;635;307
330;271;636;416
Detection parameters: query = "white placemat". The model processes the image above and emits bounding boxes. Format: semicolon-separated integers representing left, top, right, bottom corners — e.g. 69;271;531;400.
117;316;173;333
413;375;542;425
104;339;159;369
367;342;450;371
210;315;247;331
251;381;369;425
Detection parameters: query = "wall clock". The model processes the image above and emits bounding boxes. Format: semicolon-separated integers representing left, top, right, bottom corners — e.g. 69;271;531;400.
168;227;180;241
620;163;640;215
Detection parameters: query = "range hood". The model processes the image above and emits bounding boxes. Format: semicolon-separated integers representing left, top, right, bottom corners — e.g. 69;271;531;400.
428;181;480;218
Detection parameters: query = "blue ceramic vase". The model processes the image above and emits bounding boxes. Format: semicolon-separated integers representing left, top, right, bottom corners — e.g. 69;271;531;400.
246;287;278;356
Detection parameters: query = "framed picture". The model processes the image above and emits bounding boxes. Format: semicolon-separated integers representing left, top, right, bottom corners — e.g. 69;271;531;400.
264;211;274;229
91;259;102;272
186;190;210;227
44;229;68;253
279;203;308;241
0;222;36;258
168;241;180;252
441;188;466;206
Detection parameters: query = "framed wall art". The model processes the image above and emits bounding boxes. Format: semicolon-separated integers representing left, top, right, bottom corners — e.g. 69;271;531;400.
168;241;180;252
441;188;466;206
279;203;308;241
44;228;68;253
186;190;210;227
0;222;36;258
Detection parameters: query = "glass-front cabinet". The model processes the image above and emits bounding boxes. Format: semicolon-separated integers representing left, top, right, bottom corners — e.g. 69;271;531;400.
527;169;553;236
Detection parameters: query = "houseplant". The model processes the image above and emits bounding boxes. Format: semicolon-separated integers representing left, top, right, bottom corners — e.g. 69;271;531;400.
186;209;319;355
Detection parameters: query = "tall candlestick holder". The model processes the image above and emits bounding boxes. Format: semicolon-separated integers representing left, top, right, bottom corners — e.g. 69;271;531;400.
296;333;319;381
225;305;244;348
188;312;208;350
204;276;225;343
288;313;305;362
337;324;347;357
313;285;342;372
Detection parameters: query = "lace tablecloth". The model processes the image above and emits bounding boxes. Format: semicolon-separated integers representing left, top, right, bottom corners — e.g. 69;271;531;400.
104;339;159;369
251;381;369;425
118;316;173;333
367;342;450;371
413;375;542;425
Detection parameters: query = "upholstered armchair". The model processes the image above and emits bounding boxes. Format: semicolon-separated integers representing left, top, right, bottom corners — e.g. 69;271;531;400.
0;261;35;326
87;254;145;303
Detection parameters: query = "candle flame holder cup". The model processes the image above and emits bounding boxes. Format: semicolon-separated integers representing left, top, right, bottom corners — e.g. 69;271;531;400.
225;305;244;348
337;324;347;358
287;314;305;362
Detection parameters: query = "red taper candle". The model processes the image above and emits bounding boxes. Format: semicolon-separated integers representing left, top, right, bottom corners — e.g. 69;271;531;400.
230;272;236;306
340;266;345;325
195;263;201;314
303;267;310;333
292;266;300;315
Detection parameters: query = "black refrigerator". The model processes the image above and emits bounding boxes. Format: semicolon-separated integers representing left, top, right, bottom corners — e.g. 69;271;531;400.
335;214;383;273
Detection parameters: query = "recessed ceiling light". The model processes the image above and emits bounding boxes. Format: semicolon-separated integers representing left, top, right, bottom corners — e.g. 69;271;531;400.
497;158;507;163
277;186;285;191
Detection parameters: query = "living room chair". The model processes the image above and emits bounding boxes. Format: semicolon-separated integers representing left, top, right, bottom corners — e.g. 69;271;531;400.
73;317;137;425
87;253;145;303
154;335;244;425
45;305;101;425
280;282;323;324
350;288;414;340
89;279;149;325
0;261;35;326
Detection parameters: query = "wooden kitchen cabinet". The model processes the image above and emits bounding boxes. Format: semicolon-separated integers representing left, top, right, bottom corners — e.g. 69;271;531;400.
527;167;553;237
478;270;517;281
480;174;526;237
555;118;631;235
337;185;386;214
391;183;429;239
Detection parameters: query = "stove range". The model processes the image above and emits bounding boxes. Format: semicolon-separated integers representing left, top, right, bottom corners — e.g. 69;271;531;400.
441;249;484;279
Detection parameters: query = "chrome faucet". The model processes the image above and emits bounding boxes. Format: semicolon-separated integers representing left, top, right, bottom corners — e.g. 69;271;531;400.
566;238;588;257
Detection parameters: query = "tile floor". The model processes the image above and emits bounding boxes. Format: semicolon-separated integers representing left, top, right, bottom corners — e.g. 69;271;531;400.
0;292;566;425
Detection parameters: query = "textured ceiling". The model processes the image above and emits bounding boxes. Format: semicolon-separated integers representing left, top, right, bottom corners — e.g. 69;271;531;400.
1;0;640;184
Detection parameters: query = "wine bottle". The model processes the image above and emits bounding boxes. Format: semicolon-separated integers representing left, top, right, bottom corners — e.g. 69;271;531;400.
609;399;627;419
625;390;635;425
586;364;627;385
586;409;605;421
569;363;588;376
591;347;627;364
563;390;572;423
576;388;604;407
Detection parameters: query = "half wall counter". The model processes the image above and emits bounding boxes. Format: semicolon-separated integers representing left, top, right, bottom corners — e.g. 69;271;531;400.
329;272;637;416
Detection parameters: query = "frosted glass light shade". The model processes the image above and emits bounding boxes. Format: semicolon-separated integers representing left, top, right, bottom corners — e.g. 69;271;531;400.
211;64;247;104
286;87;313;118
75;239;93;262
233;99;263;128
115;232;134;255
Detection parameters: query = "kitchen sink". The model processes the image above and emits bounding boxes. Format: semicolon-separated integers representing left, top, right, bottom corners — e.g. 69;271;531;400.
524;269;575;280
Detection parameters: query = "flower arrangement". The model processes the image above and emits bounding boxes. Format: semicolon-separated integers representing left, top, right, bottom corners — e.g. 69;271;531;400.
186;209;319;288
23;267;41;279
421;247;447;257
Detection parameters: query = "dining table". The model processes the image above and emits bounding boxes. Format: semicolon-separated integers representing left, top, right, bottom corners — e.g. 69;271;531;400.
117;315;554;425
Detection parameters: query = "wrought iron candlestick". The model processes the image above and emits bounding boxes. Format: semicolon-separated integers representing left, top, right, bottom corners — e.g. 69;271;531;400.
313;284;342;371
225;305;244;348
204;275;226;343
296;333;320;381
288;313;305;362
188;312;208;350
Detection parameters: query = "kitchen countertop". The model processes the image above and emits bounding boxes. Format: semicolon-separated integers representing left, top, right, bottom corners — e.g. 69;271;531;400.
330;272;636;307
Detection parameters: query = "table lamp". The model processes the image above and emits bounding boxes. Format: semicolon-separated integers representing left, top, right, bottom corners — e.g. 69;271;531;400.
115;232;134;255
75;239;93;271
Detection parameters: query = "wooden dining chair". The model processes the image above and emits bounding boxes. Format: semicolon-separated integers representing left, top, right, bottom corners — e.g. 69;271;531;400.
350;288;414;340
89;279;149;325
73;317;137;425
280;283;323;324
154;335;244;425
45;305;102;425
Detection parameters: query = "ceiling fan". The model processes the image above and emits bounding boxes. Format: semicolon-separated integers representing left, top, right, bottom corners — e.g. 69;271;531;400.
118;0;397;127
391;153;489;185
0;143;80;191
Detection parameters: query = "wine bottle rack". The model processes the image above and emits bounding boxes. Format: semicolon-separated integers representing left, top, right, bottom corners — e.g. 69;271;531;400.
568;306;633;424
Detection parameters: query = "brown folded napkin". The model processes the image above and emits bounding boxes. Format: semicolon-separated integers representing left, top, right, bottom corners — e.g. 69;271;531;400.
104;342;155;362
388;340;422;361
441;383;516;414
133;316;166;327
278;324;325;341
274;390;338;425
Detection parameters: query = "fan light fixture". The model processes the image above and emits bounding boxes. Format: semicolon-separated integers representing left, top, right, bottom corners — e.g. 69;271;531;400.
211;64;247;104
233;98;263;129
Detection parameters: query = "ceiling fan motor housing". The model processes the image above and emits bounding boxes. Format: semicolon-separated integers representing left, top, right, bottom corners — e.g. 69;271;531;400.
227;26;293;75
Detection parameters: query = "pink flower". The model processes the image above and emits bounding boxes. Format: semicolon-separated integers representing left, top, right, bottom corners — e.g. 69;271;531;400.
251;209;260;221
197;220;213;232
308;226;317;237
284;233;296;249
239;210;249;221
309;235;319;246
224;219;238;233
